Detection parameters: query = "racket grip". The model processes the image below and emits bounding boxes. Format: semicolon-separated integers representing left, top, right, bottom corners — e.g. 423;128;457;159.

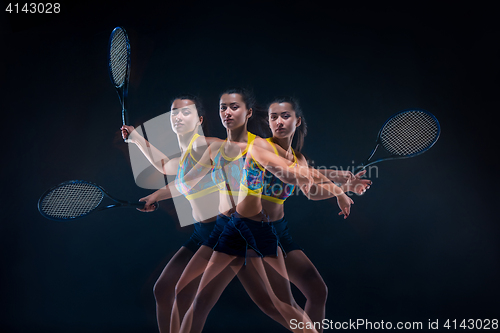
122;109;129;142
121;122;133;143
130;201;159;211
122;109;129;126
353;165;366;175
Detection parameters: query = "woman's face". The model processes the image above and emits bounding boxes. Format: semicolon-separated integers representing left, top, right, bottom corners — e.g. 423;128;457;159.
170;99;202;135
268;102;301;139
219;93;252;130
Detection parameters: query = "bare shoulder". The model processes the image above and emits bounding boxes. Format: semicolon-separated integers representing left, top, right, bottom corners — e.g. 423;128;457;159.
207;139;224;159
193;135;221;151
203;136;224;145
252;136;274;152
187;135;223;163
294;151;308;167
169;156;181;164
164;156;181;175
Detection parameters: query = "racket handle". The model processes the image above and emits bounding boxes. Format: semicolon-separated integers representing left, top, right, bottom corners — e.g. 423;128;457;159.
353;165;366;175
122;108;130;142
130;201;159;211
122;108;129;125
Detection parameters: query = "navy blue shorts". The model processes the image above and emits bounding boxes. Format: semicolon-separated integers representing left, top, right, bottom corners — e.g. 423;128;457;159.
203;214;231;249
270;216;303;254
204;213;283;258
182;220;217;253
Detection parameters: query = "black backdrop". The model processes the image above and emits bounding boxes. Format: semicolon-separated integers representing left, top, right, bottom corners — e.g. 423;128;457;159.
2;1;498;332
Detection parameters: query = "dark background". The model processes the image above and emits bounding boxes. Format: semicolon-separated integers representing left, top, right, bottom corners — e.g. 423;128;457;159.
1;1;498;332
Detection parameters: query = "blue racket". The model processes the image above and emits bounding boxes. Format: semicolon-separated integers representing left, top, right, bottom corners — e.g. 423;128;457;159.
108;27;131;129
38;180;158;221
356;108;440;173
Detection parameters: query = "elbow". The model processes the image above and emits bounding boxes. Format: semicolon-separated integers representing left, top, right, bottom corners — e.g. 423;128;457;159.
155;165;168;175
277;176;299;186
302;191;322;201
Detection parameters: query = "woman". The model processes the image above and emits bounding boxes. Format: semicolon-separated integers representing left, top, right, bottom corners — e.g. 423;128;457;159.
172;89;353;333
134;89;296;332
121;95;221;333
251;96;372;332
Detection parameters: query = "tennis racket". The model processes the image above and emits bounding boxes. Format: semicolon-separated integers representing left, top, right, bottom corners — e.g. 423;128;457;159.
108;26;131;131
38;180;158;221
355;108;440;174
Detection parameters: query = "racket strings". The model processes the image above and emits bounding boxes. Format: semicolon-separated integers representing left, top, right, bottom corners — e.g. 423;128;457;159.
40;183;103;219
110;29;129;87
380;111;439;156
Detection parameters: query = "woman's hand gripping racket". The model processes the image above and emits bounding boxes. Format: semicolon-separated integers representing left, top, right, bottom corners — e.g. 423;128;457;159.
355;108;441;175
38;180;158;221
108;26;131;139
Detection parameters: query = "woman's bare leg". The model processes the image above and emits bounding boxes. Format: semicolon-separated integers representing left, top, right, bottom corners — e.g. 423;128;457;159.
153;246;194;333
170;245;214;333
179;251;244;333
285;250;328;333
259;250;318;333
178;248;319;333
233;249;319;333
236;250;327;332
236;261;290;330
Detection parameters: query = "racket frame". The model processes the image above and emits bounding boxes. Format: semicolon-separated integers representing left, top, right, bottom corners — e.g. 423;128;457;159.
38;180;156;221
356;108;440;173
107;26;131;126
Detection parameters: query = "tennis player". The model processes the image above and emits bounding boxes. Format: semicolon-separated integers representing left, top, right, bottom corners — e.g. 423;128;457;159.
173;89;352;333
121;95;221;332
246;97;371;332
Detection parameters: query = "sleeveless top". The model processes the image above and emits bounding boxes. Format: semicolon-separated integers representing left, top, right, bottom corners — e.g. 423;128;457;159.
261;138;297;204
211;132;263;197
240;135;265;197
174;133;218;201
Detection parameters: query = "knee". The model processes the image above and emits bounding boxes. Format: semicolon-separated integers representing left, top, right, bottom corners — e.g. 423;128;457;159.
252;295;282;319
190;290;217;317
189;296;209;318
153;277;176;304
316;280;328;303
300;270;328;304
173;282;190;300
309;279;328;304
